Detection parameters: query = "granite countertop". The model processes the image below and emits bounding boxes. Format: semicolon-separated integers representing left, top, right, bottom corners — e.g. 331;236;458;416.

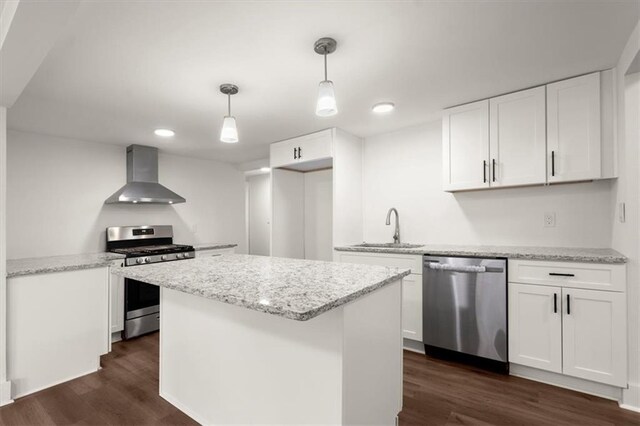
111;254;410;321
7;252;126;278
192;243;238;251
334;244;627;264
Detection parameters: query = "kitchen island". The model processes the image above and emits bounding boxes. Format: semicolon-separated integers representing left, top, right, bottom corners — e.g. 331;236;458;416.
111;254;410;425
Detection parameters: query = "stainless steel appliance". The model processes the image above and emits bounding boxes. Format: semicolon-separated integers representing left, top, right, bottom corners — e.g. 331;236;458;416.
107;225;194;339
422;255;507;369
105;145;186;204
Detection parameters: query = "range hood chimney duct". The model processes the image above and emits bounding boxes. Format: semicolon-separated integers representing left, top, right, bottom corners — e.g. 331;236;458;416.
105;145;186;204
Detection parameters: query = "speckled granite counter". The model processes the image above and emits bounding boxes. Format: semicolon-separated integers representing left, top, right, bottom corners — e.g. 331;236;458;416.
111;254;410;321
192;243;237;251
7;252;126;278
334;244;627;264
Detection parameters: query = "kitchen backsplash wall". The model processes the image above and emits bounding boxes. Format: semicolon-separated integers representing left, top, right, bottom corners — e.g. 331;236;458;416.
362;121;614;248
7;130;246;258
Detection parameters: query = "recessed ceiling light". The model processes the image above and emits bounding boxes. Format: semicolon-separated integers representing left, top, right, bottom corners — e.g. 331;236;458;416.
154;129;175;137
372;102;395;114
260;167;271;172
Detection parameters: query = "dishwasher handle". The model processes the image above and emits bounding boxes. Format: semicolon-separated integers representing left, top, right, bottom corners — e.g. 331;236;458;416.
427;263;488;273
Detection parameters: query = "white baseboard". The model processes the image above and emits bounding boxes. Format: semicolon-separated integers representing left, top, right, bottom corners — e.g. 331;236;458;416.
621;383;640;412
12;364;99;399
403;338;425;354
510;364;622;401
0;381;13;406
160;391;206;425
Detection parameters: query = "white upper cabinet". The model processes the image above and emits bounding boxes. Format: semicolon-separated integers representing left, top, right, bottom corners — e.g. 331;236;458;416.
489;86;546;187
270;129;333;170
443;70;613;192
547;72;601;183
442;100;489;191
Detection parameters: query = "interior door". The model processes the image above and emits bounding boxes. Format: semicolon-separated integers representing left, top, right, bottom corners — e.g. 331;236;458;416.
270;169;304;259
547;72;601;182
442;100;490;191
247;173;271;256
562;288;626;386
508;283;562;373
489;86;546;187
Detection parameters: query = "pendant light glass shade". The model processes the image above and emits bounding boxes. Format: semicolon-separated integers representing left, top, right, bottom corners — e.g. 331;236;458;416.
220;116;238;143
316;80;337;117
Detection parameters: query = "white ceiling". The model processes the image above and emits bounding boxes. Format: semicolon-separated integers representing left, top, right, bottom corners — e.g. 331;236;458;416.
8;0;639;164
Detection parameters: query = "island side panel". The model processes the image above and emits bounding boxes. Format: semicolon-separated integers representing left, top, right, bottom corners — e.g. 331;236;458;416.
159;287;344;425
342;279;403;425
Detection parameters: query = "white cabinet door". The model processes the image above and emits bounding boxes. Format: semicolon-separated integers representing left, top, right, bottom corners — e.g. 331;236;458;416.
562;288;626;387
110;272;124;333
508;283;562;373
401;274;422;342
270;130;333;169
270;139;300;169
442;100;490;191
489;86;546;187
547;72;601;183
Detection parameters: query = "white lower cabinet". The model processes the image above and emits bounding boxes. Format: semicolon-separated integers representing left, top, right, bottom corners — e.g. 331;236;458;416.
509;283;562;373
562;288;626;387
508;261;627;388
110;271;125;333
335;251;422;343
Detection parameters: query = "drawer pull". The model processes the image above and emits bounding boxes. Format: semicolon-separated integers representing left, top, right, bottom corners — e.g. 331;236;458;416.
549;272;575;277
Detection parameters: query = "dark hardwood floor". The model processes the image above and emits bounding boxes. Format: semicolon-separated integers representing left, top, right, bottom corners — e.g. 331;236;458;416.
1;333;638;425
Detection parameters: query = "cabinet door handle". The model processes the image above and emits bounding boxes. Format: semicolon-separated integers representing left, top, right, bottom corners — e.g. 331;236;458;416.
566;294;571;315
551;150;555;177
492;159;496;182
483;160;487;183
549;272;575;277
298;146;302;159
553;293;558;313
293;147;298;159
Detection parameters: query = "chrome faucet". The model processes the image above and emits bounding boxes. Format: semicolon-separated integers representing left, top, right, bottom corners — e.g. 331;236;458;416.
385;208;400;244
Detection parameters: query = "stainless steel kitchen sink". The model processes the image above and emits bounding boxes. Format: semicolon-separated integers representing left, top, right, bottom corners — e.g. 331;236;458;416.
353;243;424;249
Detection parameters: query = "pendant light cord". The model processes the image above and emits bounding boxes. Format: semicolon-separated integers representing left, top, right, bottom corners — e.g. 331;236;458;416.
227;93;231;117
323;50;328;81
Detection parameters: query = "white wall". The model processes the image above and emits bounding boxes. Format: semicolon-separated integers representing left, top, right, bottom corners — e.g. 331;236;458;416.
612;19;640;410
362;121;614;248
6;130;246;258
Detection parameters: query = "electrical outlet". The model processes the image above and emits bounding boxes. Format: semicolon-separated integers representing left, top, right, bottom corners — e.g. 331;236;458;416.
544;212;556;228
191;224;198;234
619;202;626;223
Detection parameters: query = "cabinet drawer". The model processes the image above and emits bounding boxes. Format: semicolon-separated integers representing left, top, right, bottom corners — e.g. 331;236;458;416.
336;252;421;275
197;248;236;257
508;259;625;292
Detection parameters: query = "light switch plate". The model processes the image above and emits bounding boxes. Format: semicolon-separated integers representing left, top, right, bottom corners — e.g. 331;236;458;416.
544;212;556;228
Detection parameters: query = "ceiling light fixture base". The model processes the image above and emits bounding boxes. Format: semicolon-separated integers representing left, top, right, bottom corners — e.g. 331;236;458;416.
220;84;239;95
314;37;337;55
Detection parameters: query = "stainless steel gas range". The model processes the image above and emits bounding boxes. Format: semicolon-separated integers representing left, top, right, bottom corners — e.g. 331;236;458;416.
107;225;195;339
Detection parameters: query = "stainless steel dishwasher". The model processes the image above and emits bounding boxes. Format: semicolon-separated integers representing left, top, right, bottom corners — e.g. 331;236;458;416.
423;255;507;370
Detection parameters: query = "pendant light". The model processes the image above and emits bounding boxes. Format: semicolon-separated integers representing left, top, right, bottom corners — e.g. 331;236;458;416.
219;83;239;143
314;37;338;117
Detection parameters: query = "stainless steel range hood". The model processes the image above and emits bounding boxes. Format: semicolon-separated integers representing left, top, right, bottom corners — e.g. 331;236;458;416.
105;145;186;204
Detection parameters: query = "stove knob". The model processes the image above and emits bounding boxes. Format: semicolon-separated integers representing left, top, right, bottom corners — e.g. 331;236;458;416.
136;258;143;264
161;255;168;261
144;257;151;263
178;253;185;259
